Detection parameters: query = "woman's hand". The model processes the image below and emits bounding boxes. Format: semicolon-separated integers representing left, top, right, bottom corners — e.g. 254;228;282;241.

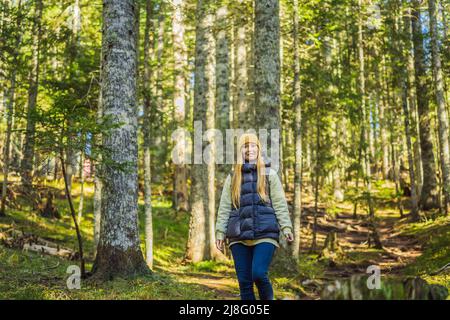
283;228;294;243
216;239;225;252
285;232;294;243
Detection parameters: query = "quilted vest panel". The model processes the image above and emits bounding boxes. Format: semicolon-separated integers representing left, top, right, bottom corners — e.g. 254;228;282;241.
226;162;280;242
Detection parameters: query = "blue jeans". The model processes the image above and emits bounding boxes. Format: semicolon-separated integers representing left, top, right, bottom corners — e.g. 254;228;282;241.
230;242;276;300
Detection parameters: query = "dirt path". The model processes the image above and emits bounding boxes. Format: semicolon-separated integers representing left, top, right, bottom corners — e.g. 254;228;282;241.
317;212;422;279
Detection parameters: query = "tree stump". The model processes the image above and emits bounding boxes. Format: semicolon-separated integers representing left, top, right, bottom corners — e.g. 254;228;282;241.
319;231;343;262
39;191;60;219
367;222;383;249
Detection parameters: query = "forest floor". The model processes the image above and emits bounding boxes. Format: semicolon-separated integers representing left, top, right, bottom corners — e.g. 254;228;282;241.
0;177;449;299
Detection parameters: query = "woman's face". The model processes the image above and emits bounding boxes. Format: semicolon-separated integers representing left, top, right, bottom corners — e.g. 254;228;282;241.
242;142;258;163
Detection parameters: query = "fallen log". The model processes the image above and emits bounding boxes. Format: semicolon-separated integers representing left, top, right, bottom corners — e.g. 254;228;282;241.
0;229;77;260
22;243;75;259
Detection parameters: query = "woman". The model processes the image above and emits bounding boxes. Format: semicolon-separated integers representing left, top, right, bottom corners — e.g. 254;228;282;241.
215;132;294;300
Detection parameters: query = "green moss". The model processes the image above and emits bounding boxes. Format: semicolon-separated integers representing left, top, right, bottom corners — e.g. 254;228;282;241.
399;216;450;296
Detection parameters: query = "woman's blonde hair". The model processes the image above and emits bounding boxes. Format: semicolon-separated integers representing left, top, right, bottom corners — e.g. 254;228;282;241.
231;133;269;209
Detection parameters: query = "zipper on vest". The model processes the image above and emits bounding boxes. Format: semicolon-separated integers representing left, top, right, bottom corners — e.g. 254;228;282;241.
252;170;256;239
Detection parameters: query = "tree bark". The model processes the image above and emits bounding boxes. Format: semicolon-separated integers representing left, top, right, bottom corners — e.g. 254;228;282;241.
215;3;232;234
92;0;149;279
60;149;85;278
184;0;214;263
292;0;302;260
358;0;374;218
77;150;84;224
254;0;281;172
0;0;22;216
64;0;82;194
21;0;43;192
403;7;423;199
93;52;103;250
172;0;189;212
143;0;154;269
428;0;450;213
233;1;250;130
411;0;440;210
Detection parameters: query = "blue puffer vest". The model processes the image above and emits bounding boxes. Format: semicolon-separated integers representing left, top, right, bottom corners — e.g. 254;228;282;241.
225;162;280;242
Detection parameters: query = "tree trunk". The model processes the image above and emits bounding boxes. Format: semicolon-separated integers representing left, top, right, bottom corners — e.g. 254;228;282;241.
254;0;281;171
142;0;154;269
64;0;82;194
401;87;420;219
184;0;214;263
92;0;149;279
60;149;85;278
215;3;231;221
358;0;374;218
411;0;440;210
403;7;423;199
152;3;165;185
428;0;450;213
377;60;389;180
246;0;255;126
311;106;320;252
292;0;302;260
0;0;22;216
172;0;189;212
93;51;103;250
21;0;43;193
77;150;84;224
233;1;250;130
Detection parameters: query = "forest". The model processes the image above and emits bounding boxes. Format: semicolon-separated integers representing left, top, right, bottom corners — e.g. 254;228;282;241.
0;0;449;300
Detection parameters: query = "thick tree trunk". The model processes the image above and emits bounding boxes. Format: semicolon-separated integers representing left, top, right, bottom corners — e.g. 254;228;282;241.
21;0;43;192
92;0;149;279
411;0;440;210
172;0;189;212
254;0;281;171
184;0;214;263
233;1;250;130
215;3;231;228
428;0;450;213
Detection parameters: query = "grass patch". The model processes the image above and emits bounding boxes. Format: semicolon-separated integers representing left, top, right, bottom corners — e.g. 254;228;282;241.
399;216;450;295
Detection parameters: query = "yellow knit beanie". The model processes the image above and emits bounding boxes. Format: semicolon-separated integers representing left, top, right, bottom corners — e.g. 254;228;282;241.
237;133;261;152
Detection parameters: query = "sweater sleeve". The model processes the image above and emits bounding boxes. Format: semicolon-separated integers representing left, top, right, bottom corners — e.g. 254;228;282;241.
215;173;232;240
269;169;293;234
